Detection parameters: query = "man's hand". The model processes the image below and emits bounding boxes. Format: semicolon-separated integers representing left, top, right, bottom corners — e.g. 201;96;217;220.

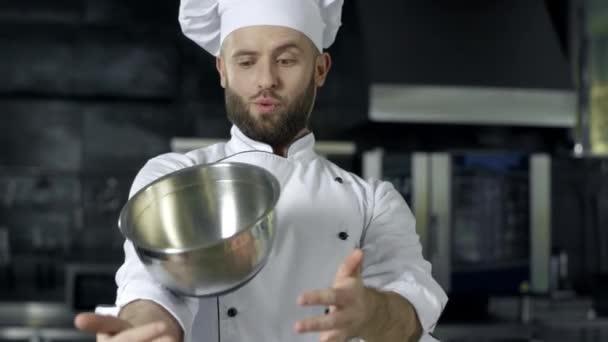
294;249;374;341
295;249;423;342
74;300;183;342
74;313;173;342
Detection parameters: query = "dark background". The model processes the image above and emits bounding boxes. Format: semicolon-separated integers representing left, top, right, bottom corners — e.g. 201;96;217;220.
0;0;571;299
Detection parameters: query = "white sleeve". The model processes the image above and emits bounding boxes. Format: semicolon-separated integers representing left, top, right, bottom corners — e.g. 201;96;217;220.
112;153;200;341
360;180;448;341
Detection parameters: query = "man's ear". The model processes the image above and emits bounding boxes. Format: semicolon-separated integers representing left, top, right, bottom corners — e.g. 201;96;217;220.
314;52;332;87
216;57;227;88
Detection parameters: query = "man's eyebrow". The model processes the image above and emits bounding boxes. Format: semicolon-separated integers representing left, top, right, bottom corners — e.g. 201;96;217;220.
272;42;302;53
231;49;259;58
230;42;303;58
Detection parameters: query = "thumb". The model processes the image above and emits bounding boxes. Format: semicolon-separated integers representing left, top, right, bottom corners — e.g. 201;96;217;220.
74;312;132;335
334;249;364;283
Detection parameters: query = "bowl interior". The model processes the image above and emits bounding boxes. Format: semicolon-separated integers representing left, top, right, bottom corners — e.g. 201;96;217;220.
122;163;279;251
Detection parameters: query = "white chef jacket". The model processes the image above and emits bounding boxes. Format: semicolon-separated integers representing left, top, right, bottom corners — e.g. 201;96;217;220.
108;125;448;342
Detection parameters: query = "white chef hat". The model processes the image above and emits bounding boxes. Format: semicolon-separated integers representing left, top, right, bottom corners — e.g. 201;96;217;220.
179;0;344;56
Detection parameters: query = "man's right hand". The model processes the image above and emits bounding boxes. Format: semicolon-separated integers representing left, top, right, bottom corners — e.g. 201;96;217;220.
74;313;176;342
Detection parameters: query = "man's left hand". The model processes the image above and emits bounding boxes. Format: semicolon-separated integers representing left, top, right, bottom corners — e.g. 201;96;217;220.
294;249;380;341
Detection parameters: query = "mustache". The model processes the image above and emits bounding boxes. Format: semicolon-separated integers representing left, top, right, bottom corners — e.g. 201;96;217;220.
250;89;283;101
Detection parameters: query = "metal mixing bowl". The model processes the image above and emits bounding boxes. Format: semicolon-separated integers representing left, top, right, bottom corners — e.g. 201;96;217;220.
118;162;280;297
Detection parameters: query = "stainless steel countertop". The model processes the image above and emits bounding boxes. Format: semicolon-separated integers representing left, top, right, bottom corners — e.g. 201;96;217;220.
1;301;607;341
434;322;534;339
0;302;93;341
0;302;77;328
0;326;92;341
434;319;608;341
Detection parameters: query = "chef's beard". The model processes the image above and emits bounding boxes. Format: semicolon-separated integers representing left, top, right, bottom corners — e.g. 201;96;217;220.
225;76;316;147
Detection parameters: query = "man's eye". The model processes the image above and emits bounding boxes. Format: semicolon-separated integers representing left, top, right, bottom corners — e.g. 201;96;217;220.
278;58;296;66
238;60;254;68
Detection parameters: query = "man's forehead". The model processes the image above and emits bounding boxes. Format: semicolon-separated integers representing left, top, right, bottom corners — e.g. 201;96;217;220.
222;25;315;55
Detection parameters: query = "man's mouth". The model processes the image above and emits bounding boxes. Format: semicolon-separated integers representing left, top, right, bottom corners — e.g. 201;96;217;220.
253;98;281;114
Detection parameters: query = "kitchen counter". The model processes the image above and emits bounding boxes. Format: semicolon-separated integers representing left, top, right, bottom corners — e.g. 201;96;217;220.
0;326;92;341
434;319;608;342
0;302;76;328
0;302;93;341
434;322;534;340
1;301;608;342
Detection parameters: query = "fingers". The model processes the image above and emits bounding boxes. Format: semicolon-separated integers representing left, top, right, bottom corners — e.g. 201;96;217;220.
74;313;131;335
97;333;111;342
294;312;349;334
334;249;364;282
108;321;168;342
150;335;177;342
319;330;347;342
298;288;349;307
75;314;171;342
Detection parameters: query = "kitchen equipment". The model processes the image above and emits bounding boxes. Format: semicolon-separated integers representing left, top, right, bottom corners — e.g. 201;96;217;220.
0;302;94;341
65;263;117;311
362;150;552;295
573;0;608;156
118;162;280;297
359;0;574;127
549;157;608;314
0;227;14;290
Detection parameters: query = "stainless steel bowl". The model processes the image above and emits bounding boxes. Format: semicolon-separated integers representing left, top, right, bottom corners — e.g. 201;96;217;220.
118;162;280;297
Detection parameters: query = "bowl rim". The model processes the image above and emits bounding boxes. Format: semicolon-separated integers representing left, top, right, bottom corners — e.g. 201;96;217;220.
117;161;281;254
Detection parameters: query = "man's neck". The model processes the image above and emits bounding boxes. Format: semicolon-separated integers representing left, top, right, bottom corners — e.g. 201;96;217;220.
272;128;310;157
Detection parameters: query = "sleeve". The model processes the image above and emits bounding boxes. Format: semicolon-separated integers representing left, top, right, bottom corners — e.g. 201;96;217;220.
360;180;448;341
105;153;201;341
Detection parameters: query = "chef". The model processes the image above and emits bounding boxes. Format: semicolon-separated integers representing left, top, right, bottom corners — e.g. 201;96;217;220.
74;0;448;341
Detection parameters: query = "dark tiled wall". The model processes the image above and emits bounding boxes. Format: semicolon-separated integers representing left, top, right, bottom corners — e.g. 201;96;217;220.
0;0;368;300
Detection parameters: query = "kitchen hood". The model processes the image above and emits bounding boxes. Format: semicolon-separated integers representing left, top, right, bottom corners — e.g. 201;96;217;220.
356;0;575;126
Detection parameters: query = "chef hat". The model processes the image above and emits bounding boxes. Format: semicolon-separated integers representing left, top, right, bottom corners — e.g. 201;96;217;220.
179;0;344;56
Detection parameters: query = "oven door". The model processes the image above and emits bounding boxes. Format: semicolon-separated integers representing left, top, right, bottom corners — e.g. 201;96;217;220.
65;263;117;312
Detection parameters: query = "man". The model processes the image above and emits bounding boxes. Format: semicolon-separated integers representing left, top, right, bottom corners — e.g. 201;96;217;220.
74;0;448;341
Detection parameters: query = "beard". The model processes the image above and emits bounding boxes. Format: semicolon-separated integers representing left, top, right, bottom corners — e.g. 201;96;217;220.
225;75;316;148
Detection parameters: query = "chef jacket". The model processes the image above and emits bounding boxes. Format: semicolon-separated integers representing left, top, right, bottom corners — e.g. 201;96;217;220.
105;125;448;342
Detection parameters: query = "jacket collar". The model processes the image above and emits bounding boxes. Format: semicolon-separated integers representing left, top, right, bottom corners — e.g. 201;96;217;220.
226;125;317;160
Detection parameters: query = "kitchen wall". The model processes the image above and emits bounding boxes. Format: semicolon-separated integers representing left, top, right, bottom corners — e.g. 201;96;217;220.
0;0;584;302
0;0;370;302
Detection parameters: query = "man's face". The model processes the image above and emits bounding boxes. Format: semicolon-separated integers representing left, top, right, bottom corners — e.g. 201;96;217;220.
217;26;331;147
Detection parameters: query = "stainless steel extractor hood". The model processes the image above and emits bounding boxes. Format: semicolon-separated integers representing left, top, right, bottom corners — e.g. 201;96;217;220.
356;0;576;126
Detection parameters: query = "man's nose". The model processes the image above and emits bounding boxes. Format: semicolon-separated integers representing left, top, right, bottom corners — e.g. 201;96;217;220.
256;60;278;90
